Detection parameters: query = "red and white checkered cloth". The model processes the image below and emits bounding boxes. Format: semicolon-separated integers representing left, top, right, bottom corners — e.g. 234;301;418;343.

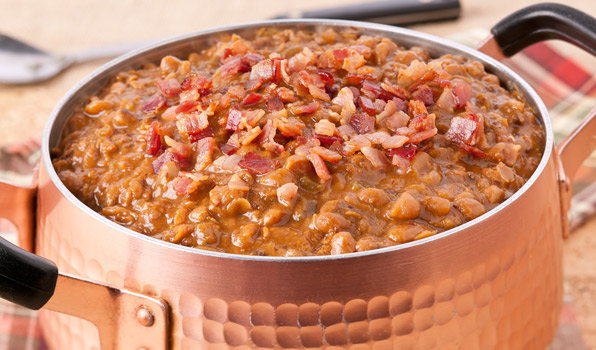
1;30;594;349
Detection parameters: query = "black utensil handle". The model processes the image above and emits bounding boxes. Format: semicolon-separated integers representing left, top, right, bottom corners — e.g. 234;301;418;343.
0;236;57;310
491;3;596;57
274;0;461;26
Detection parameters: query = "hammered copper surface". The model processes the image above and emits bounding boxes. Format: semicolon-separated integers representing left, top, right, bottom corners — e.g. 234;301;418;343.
36;154;563;349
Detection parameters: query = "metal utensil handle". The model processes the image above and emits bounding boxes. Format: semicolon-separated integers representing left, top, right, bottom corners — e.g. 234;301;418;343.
479;3;596;238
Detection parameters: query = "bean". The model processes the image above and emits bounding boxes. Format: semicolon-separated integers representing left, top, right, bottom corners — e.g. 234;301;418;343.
330;231;356;255
454;197;486;220
483;185;505;204
388;192;420;220
422;196;451;216
160;56;181;75
232;223;259;249
357;188;390;206
313;212;351;233
85;100;113;115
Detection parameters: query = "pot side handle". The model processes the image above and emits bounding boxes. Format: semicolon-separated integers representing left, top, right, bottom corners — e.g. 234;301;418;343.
0;179;37;252
0;236;170;350
478;3;596;238
491;3;596;58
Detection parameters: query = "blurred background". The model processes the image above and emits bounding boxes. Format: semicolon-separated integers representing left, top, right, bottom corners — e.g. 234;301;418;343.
0;0;595;347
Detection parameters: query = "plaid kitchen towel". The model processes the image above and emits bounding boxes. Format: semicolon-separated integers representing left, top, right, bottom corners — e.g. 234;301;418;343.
0;30;593;349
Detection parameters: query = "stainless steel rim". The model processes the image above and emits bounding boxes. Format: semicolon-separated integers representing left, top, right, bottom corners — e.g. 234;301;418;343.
41;18;554;262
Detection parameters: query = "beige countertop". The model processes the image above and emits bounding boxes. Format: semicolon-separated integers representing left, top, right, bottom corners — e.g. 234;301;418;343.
1;0;595;346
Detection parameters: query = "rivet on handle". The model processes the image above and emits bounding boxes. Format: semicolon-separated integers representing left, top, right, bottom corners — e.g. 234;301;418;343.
136;305;155;327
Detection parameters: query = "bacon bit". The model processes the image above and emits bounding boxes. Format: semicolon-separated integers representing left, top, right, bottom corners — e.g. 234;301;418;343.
349;86;361;100
387;144;418;160
176;100;198;114
277;117;305;137
436;87;456;110
292;101;320;115
239;152;280;175
316;69;335;87
445;114;483;147
194;137;216;171
314;119;336;136
358;95;378;115
382;135;409;149
141;94;167;114
458;143;487;158
297;136;321;147
408;99;429;119
243;53;266;67
399;60;428;87
212;154;242;172
336;125;357;139
306;153;332;182
412;86;434;106
158;79;181;97
146;121;162;156
241;126;263;145
288;47;315;73
332;87;356;125
220;47;233;63
311;146;342;163
433;77;452;88
342;48;366;73
409;128;438;144
173;172;208;196
333;48;349;62
173;176;194;196
244;79;262;91
152;148;191;173
220;143;238;155
365;131;390;145
277;183;299;207
452;79;472;108
189;126;214;143
385;111;412;132
225;107;244;131
272;58;284;83
228;173;250;191
342;135;372;155
267;97;284;111
350;113;375;134
361;146;389;169
250;58;273;83
241;92;264;107
181;75;212;95
381;82;409;100
298;71;330;102
176;110;209;136
244;109;265;128
392;154;411;170
345;73;374;85
362;80;394;101
161;106;178;120
315;134;344;146
275;87;299;103
259;120;284;153
220;53;264;79
376;100;398;123
352;45;372;59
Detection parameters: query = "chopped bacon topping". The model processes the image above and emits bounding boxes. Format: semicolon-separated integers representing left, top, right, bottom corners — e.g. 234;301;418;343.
382;135;409;149
173;172;207;196
362;80;394;101
451;79;472;109
176;100;198;114
360;146;389;169
267;97;284;111
306;153;332;182
189;126;214;143
315;134;344;146
146;121;163;156
152;146;191;173
311;146;342;163
141;94;167;114
381;82;409;100
412;86;434;106
277;117;305;137
288;47;315;73
225;107;243;131
277;183;299;206
220;143;238;155
314;119;336;136
181;75;212;95
445;112;485;157
177;110;209;136
358;95;378;115
239;152;280;175
292;101;320;115
228;173;250;191
195;137;216;171
350;113;375;134
387;144;418;160
316;69;335;87
241;92;264;107
332;87;356;124
259;120;284;153
275;87;299;103
173;176;194;196
158;79;181;97
250;59;273;83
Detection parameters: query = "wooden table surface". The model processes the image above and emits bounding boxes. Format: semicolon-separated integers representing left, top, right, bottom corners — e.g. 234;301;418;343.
1;0;595;346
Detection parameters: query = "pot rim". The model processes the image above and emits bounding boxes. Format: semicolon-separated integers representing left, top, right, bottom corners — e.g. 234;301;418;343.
41;18;554;262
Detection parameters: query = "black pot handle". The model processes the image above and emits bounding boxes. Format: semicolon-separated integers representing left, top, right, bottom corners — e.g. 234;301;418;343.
491;2;596;57
0;236;57;310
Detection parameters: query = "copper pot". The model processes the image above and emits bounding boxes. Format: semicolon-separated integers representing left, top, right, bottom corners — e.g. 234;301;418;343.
2;4;596;349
